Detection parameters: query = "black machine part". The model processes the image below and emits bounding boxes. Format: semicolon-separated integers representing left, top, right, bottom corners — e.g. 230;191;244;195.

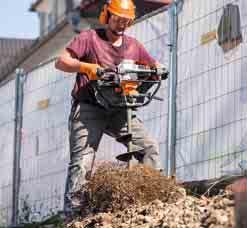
95;60;169;164
95;61;169;109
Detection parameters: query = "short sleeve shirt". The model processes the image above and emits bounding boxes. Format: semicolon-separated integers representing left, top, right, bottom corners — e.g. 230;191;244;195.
66;28;156;103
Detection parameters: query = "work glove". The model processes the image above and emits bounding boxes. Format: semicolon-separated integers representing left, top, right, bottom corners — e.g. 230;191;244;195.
79;62;102;80
152;64;169;80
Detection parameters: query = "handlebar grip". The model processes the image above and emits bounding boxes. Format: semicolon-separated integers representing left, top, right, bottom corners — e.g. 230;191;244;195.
156;68;169;80
161;71;169;80
96;68;105;77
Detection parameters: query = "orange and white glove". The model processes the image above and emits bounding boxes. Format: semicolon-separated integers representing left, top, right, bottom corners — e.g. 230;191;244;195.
79;62;101;80
151;63;168;80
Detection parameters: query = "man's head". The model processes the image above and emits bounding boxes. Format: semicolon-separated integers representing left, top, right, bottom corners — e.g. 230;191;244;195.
99;0;136;36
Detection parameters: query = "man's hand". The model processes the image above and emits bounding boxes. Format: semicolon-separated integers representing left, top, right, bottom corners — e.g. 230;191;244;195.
55;50;103;79
152;63;169;80
79;62;102;80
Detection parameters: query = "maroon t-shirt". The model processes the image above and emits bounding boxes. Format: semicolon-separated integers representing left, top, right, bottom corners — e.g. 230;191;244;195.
66;28;156;104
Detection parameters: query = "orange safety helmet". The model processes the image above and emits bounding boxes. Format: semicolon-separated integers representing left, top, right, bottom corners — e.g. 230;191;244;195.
99;0;136;25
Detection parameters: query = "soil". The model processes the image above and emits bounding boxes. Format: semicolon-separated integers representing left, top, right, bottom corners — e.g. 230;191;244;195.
66;164;235;228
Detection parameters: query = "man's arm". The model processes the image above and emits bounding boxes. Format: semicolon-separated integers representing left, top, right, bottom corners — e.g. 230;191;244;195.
55;49;101;80
55;49;81;73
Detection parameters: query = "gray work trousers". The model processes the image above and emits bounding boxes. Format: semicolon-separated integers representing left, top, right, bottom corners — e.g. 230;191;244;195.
64;102;163;214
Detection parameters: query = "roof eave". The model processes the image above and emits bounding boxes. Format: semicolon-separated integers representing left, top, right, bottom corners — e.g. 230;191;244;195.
29;0;43;12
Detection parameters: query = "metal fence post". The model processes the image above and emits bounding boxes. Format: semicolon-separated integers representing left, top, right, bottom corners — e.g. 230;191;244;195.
167;0;180;177
12;69;25;226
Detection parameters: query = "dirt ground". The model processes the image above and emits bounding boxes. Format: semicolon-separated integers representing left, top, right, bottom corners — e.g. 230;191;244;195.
66;164;235;228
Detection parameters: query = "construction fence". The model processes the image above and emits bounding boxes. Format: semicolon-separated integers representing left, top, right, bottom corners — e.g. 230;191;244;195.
0;0;247;225
176;0;247;181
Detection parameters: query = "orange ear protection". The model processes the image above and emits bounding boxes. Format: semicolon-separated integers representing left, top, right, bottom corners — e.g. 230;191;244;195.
99;4;109;25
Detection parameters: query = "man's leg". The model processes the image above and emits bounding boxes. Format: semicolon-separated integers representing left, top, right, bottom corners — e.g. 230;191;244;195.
64;102;107;216
105;111;163;171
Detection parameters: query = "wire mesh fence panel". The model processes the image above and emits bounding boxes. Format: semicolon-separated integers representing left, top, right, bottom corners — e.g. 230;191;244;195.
176;0;247;181
19;61;74;222
0;79;16;225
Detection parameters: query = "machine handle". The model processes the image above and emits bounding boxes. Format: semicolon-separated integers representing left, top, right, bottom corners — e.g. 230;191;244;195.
155;67;169;80
96;68;105;77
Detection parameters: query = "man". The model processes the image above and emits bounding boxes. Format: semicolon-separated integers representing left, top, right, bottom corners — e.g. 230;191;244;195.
55;0;164;217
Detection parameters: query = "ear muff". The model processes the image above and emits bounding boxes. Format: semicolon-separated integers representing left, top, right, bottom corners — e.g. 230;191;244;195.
99;4;109;25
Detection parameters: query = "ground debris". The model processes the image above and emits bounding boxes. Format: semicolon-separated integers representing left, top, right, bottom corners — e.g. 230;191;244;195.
67;165;235;228
85;164;183;213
